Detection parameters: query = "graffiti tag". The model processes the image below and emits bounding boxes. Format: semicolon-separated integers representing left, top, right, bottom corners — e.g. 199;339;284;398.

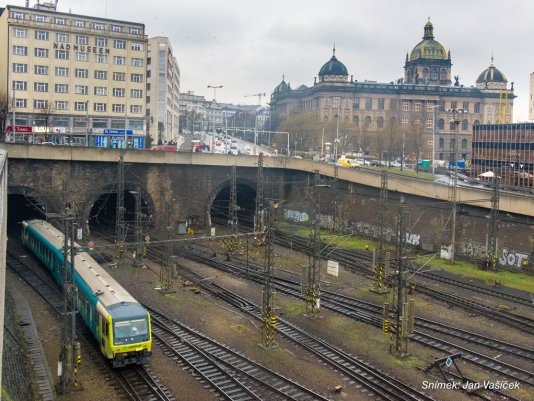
405;233;420;246
498;248;529;270
283;209;309;223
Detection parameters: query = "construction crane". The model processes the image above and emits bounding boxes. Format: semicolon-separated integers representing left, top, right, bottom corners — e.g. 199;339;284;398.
245;93;266;106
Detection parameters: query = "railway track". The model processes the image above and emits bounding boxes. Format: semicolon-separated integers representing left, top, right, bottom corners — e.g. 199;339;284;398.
171;262;436;401
180;246;534;388
6;244;175;401
145;304;333;401
272;231;534;333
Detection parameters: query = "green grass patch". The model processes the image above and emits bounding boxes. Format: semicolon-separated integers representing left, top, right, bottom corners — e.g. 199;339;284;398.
390;354;427;369
279;298;307;318
276;221;533;293
416;256;534;293
276;221;379;252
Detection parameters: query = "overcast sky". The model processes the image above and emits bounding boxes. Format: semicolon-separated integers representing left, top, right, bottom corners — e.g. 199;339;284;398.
6;0;534;121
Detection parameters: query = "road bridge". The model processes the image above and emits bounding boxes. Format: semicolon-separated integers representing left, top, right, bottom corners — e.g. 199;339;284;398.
2;144;532;267
3;144;533;217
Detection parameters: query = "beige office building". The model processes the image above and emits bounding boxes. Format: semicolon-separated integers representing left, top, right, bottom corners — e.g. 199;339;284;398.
146;36;180;146
0;2;148;148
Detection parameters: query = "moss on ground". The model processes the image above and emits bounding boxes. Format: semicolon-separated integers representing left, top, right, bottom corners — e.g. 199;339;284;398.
416;255;534;293
275;222;534;293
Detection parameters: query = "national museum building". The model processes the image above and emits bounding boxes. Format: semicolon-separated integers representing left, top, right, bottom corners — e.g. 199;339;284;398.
270;21;515;162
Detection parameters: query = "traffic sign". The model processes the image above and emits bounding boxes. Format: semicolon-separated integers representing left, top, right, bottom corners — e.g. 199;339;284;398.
88;241;95;247
144;235;151;242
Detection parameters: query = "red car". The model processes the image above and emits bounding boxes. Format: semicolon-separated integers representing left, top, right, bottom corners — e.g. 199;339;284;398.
152;145;177;152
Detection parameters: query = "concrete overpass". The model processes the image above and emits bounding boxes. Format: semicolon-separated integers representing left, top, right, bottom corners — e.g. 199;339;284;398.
3;144;533;218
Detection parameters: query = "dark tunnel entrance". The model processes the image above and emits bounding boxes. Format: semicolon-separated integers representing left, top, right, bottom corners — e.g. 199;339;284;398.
7;194;47;235
210;183;256;229
89;191;148;238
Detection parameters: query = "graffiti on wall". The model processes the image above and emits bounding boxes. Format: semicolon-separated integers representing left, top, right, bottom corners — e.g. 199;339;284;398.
283;209;310;223
405;233;420;246
498;248;530;270
459;241;487;260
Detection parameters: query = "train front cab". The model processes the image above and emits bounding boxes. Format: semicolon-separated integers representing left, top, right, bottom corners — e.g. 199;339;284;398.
96;303;152;368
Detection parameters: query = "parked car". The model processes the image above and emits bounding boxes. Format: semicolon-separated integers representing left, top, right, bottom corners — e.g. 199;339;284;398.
152;144;177;152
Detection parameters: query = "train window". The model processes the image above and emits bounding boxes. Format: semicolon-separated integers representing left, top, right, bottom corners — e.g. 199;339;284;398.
114;319;148;339
101;316;106;335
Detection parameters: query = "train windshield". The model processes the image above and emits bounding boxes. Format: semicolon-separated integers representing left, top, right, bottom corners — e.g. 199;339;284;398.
114;318;148;340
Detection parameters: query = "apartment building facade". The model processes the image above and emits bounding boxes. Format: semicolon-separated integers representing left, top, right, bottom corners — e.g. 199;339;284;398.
146;36;180;146
0;2;148;148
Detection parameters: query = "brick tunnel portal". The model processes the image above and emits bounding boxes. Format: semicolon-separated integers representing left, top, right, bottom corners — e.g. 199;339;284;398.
210;183;257;228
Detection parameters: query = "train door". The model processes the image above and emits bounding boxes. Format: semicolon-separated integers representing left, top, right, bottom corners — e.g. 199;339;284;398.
98;313;111;358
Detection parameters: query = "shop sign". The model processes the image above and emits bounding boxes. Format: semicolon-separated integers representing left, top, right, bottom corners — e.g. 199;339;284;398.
5;125;32;133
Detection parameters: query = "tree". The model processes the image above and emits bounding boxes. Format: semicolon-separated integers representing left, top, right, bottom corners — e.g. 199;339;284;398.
35;102;55;142
383;116;403;166
0;93;12;141
279;111;359;155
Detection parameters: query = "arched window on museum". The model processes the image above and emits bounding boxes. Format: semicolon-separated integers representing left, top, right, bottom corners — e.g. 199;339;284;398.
430;67;438;80
365;116;371;129
438;138;444;149
389;117;396;127
440;68;447;81
438;119;444;130
377;117;384;129
450;120;455;131
473;119;480;126
461;139;467;149
461;119;468;131
324;115;329;121
423;68;429;82
353;116;359;126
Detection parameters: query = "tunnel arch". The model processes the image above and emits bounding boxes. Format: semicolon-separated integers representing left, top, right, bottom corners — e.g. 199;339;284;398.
7;186;47;234
207;178;257;229
86;182;156;237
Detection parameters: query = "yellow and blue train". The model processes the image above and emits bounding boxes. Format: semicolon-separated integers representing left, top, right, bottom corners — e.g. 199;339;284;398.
22;219;152;367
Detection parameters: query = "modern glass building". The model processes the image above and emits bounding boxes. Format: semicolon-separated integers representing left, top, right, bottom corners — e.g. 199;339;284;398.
471;123;534;189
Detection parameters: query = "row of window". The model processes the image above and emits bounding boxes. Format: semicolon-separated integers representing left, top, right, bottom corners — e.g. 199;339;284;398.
12;49;144;65
437;138;469;149
9;11;142;34
13;28;144;50
351;98;481;113
13;98;143;113
13;81;143;98
13;64;145;79
15;115;145;130
347;115;480;131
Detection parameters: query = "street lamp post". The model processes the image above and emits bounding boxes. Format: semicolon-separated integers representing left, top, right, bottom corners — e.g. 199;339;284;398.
334;106;340;161
207;84;223;102
448;107;467;263
207;85;222;153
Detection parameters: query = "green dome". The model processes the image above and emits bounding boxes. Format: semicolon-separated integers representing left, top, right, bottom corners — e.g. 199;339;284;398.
476;59;507;83
273;76;291;94
409;21;447;61
319;48;348;76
